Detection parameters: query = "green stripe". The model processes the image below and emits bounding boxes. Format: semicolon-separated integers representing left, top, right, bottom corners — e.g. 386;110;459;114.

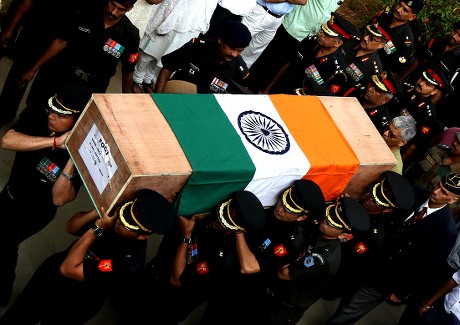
151;94;255;215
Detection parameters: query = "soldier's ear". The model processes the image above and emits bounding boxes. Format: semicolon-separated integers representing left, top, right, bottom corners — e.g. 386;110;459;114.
430;88;439;96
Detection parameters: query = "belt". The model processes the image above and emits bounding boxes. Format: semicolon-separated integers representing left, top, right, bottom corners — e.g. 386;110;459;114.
259;4;284;19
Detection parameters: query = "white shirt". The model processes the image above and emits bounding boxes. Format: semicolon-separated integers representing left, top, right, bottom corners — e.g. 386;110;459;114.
219;0;256;16
404;200;444;222
444;270;460;319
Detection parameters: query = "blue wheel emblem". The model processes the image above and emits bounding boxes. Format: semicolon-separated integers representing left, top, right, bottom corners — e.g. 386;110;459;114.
237;111;290;155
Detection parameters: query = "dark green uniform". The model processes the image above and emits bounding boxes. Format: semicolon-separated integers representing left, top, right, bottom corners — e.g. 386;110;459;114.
161;38;250;94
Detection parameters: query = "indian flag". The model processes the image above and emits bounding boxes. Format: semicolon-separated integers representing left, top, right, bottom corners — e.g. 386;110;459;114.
151;94;359;215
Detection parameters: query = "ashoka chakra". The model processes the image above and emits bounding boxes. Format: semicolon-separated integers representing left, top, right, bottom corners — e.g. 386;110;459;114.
237;111;290;155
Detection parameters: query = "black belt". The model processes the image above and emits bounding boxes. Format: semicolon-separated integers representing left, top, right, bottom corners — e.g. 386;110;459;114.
259;4;284;19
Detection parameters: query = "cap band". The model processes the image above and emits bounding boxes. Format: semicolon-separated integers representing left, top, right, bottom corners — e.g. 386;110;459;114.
48;95;80;115
321;22;340;37
423;69;444;88
282;186;309;215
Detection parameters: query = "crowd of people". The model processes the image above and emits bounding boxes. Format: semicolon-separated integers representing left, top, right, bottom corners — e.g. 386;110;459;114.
0;0;460;324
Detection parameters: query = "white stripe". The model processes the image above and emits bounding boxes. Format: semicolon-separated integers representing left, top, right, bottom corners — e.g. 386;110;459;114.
215;94;310;207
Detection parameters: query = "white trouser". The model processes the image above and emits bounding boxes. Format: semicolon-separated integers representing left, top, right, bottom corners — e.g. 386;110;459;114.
241;3;284;68
133;49;161;85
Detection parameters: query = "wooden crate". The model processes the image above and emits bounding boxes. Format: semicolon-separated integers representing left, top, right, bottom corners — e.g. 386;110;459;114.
319;96;397;200
66;94;192;215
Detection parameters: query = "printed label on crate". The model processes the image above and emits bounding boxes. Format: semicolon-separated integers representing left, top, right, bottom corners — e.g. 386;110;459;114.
78;124;118;194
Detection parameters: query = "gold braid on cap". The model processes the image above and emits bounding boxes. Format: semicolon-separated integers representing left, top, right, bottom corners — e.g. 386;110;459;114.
218;199;244;231
372;182;390;207
119;200;139;231
380;178;397;208
282;186;308;215
371;74;389;93
326;204;346;230
365;24;383;38
130;198;152;233
48;95;80;115
334;203;351;231
226;200;246;232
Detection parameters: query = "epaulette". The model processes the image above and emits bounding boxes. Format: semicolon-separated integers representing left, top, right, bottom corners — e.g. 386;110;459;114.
373;60;380;74
404;36;412;48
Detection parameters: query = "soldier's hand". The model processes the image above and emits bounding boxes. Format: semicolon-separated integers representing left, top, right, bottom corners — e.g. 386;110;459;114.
0;29;14;48
178;216;195;238
19;68;38;88
55;131;70;149
97;206;117;229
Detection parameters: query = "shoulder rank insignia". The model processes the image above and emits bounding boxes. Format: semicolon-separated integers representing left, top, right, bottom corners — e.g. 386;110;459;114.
304;255;315;267
274;244;288;257
355;242;368;254
98;259;113;272
421;126;431;134
196;261;209;275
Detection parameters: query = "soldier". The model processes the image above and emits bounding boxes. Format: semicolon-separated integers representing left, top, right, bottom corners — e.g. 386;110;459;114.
369;0;424;76
126;190;267;325
154;21;252;94
0;84;91;305
345;70;404;133
0;189;177;324
263;13;359;95
326;171;415;308
307;23;386;96
404;131;460;192
399;67;450;166
400;21;460;88
328;172;459;325
19;0;140;109
263;196;370;325
203;180;327;325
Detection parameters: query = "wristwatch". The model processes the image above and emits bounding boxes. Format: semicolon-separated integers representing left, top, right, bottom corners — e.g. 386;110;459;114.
180;237;192;245
92;224;104;237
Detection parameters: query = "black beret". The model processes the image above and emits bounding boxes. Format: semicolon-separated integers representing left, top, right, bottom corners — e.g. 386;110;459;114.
321;12;360;40
372;171;415;210
454;21;460;30
403;0;424;13
218;21;251;48
48;84;92;116
371;71;404;95
281;179;325;217
442;172;460;196
217;190;266;232
119;189;177;235
325;197;370;232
